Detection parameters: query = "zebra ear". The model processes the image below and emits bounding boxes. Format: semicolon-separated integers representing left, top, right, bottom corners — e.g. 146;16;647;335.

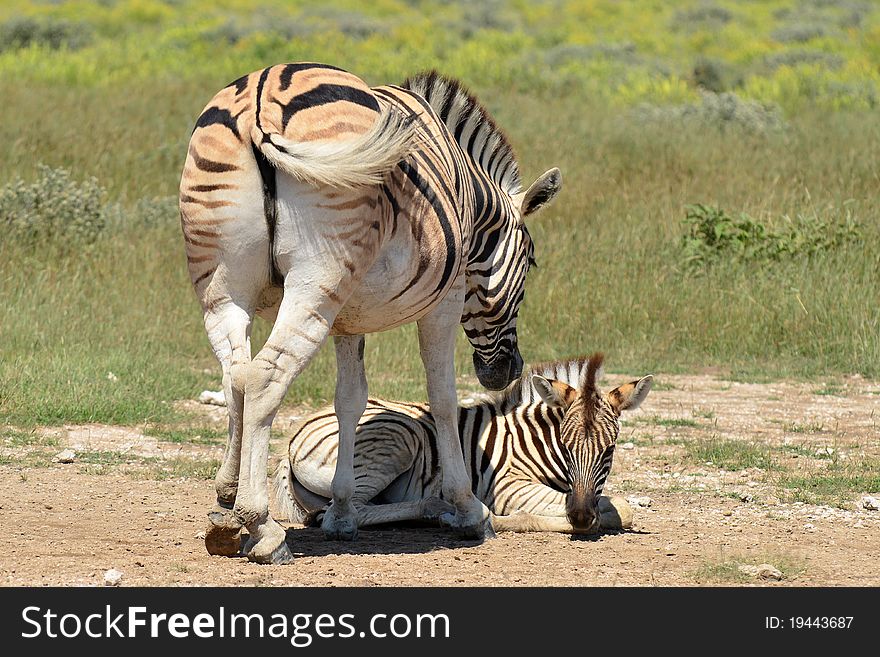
516;168;562;217
606;375;653;415
532;375;578;409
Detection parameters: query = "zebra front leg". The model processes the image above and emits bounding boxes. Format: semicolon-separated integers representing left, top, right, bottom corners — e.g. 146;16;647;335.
321;335;368;541
356;497;455;527
417;301;493;540
235;285;336;564
490;497;633;533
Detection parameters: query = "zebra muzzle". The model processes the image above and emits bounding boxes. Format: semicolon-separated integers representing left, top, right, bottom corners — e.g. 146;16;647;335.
472;349;523;391
566;489;600;534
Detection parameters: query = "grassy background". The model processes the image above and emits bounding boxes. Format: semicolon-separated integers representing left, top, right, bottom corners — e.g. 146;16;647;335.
1;0;879;426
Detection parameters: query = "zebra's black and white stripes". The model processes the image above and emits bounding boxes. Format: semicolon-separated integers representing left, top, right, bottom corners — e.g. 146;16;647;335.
275;355;654;534
180;63;562;561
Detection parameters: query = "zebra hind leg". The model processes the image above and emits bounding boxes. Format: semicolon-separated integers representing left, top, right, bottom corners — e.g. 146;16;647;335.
203;301;253;556
234;281;338;564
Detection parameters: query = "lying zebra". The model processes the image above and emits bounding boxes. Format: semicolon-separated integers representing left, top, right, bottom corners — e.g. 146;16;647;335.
274;354;652;534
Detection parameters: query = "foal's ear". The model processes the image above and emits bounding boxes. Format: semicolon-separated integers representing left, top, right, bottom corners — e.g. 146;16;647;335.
532;375;578;409
514;168;562;217
606;375;653;415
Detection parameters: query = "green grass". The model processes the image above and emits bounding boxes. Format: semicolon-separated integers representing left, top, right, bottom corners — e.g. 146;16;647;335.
638;416;702;428
1;429;59;448
812;383;845;396
692;554;805;584
140;457;222;481
0;450;54;469
776;458;880;508
145;425;226;445
784;421;825;434
1;1;879;427
685;437;775;471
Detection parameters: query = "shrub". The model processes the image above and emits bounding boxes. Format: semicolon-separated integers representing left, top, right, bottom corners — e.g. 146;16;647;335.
544;42;671;78
692;57;729;93
104;196;178;230
0;165;106;247
202;7;387;46
634;92;784;133
679;204;863;271
771;23;829;44
762;50;845;71
671;3;733;32
0;17;92;52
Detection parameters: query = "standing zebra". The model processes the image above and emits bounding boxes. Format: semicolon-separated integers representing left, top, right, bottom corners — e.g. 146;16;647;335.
180;64;561;563
275;354;653;534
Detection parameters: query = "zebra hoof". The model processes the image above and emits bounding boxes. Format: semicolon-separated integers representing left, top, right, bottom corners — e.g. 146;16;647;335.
440;513;496;541
248;538;295;565
321;507;359;541
205;509;243;556
420;497;455;522
245;520;294;565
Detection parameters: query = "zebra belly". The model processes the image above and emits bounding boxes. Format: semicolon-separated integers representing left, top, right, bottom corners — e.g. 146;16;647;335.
267;173;462;335
332;247;461;334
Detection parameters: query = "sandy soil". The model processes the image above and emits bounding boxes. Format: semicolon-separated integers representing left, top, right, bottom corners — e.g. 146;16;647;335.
2;373;878;587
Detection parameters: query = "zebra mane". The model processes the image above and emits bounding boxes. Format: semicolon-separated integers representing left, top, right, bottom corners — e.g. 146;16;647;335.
402;70;522;195
474;356;601;409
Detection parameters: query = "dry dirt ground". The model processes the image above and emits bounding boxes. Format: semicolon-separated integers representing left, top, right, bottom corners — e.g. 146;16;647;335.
2;373;879;587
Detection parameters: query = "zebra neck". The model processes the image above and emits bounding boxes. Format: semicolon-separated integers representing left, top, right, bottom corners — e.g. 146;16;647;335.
465;168;517;263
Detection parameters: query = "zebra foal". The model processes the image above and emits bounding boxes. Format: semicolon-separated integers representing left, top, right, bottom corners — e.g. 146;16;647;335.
180;64;561;562
275;354;653;534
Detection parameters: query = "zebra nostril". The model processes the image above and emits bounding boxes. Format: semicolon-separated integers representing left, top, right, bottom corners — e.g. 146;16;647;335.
473;351;521;390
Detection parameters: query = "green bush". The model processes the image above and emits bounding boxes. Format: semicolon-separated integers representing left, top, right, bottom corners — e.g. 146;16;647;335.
634;92;784;132
762;50;844;72
671;3;733;32
680;204;863;271
771;22;829;43
692;57;731;93
0;165;106;247
0;17;92;52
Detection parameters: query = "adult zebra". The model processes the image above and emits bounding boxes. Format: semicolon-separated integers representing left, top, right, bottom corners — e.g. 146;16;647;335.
275;354;653;534
179;64;561;563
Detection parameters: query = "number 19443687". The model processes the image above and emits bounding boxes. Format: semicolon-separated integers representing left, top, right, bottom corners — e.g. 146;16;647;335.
765;617;853;629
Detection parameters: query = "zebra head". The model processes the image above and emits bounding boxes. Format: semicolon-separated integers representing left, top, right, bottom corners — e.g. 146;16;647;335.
463;168;562;390
532;353;653;533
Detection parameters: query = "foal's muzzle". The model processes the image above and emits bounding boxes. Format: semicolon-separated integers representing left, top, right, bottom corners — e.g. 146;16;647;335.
566;488;600;534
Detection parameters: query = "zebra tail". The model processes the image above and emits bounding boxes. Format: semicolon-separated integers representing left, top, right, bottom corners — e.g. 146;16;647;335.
252;106;418;189
272;457;307;524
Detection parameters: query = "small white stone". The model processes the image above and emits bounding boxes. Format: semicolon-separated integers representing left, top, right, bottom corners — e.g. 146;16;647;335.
739;563;783;581
103;569;124;586
53;449;76;464
626;496;653;508
198;390;226;406
620;442;635;450
194;530;207;540
861;495;879;511
739;493;754;503
672;472;680;479
815;447;834;457
756;564;783;580
803;523;815;530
